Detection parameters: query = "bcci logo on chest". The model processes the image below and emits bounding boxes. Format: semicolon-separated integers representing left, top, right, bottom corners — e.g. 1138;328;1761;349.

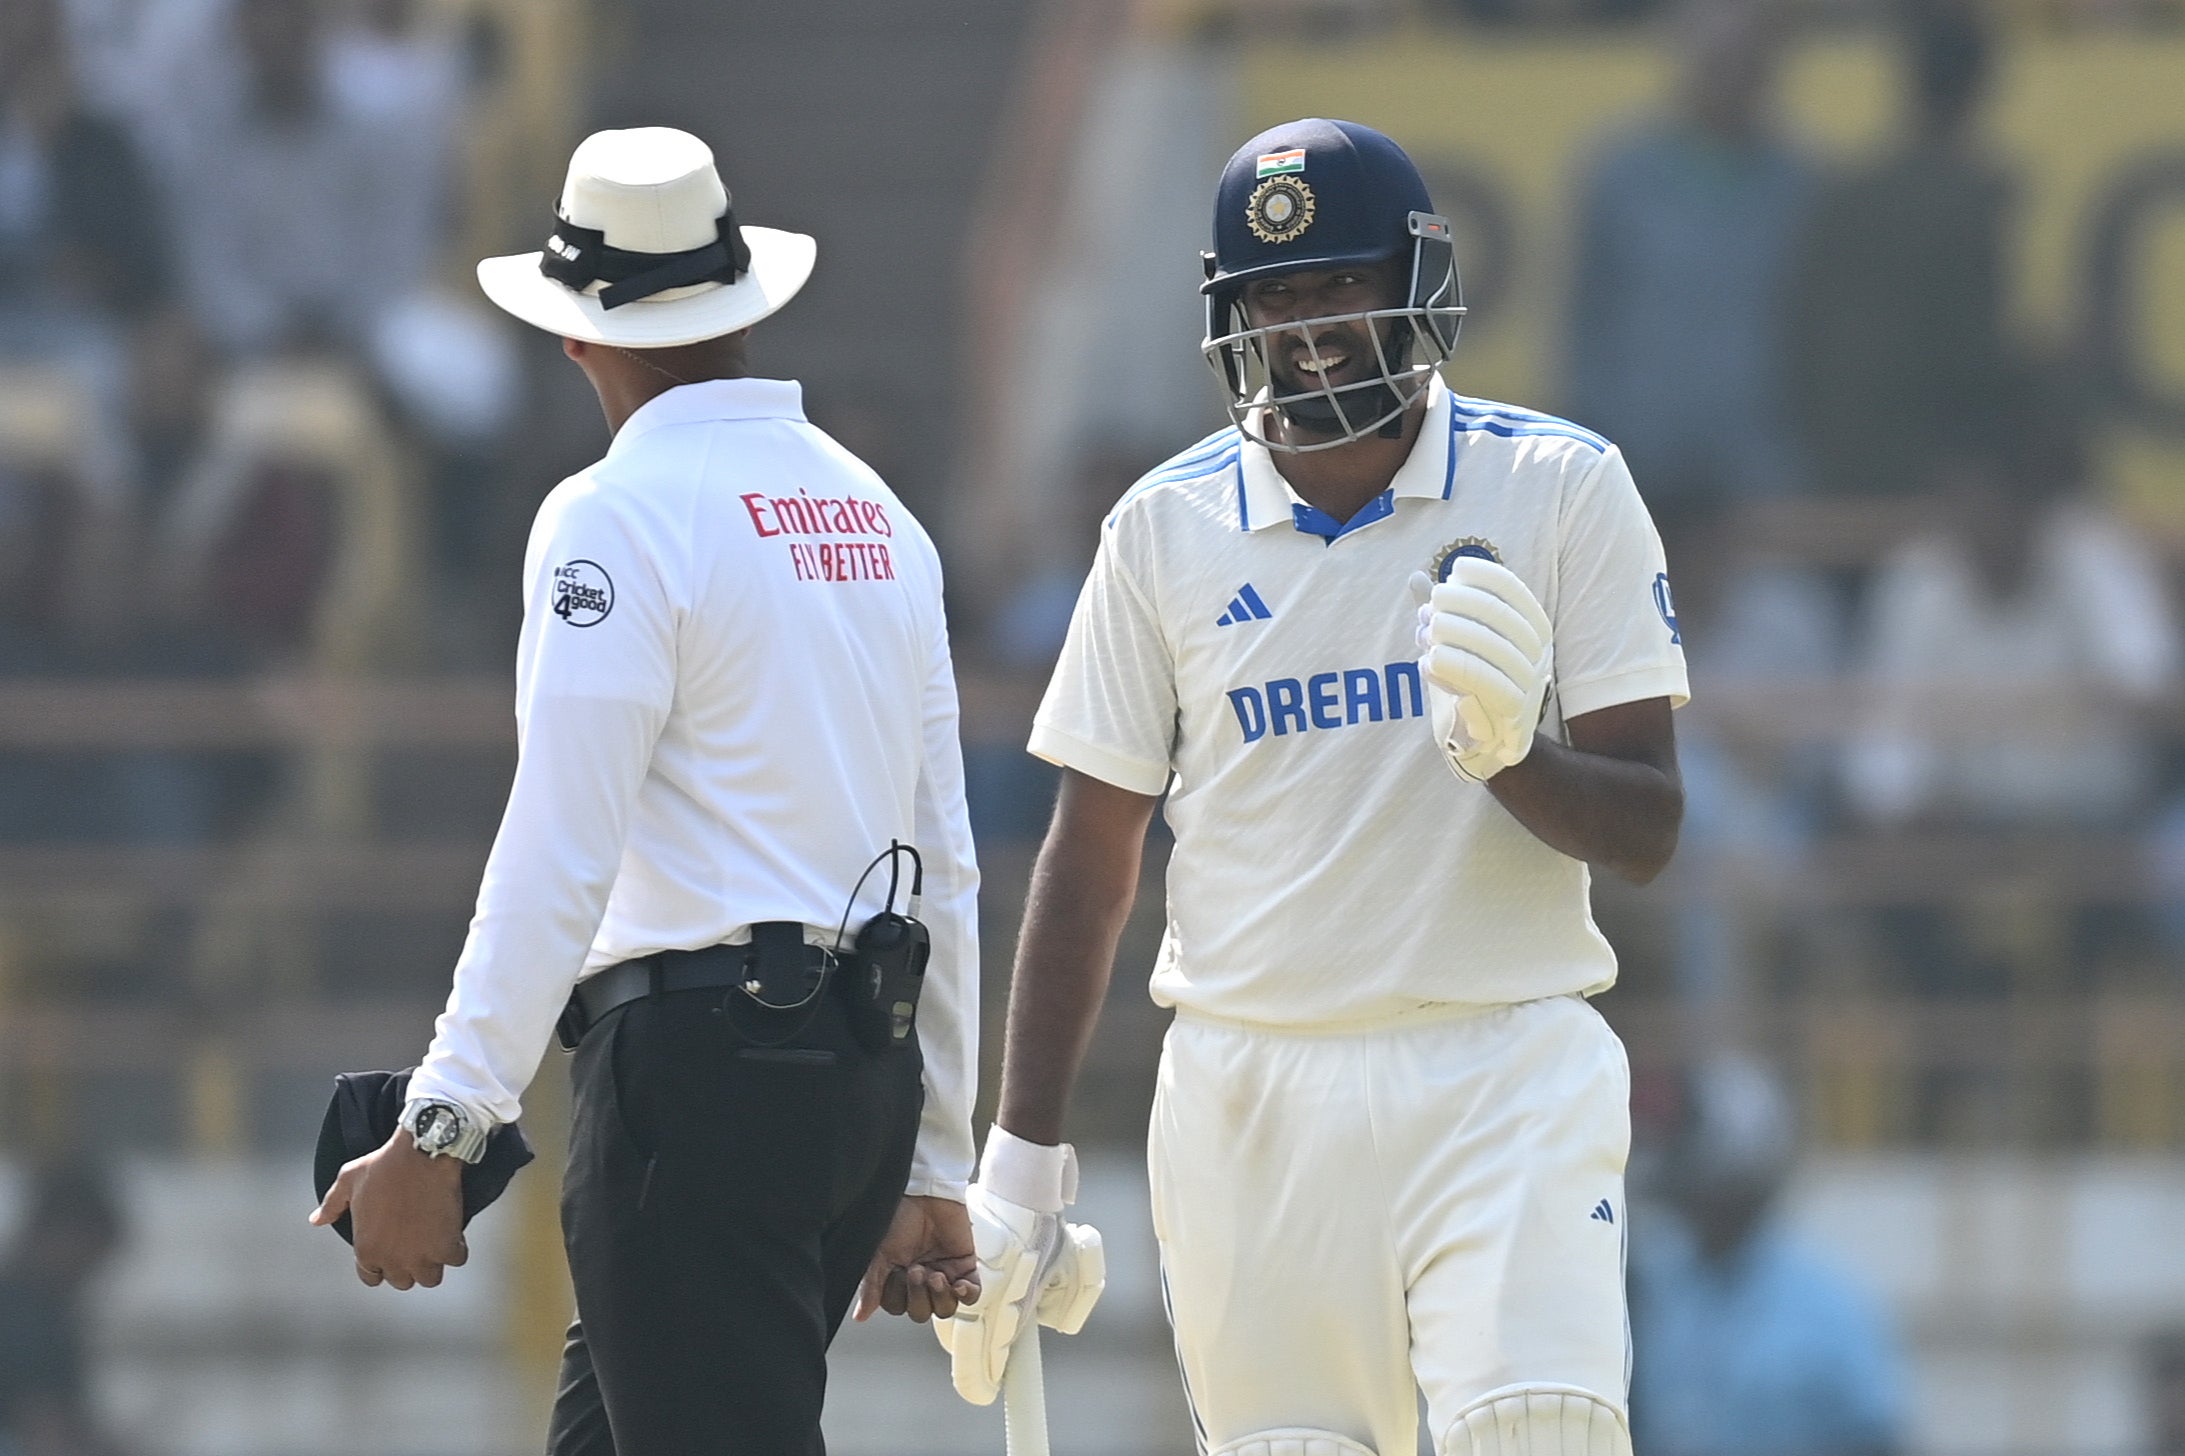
1430;536;1502;582
552;560;615;627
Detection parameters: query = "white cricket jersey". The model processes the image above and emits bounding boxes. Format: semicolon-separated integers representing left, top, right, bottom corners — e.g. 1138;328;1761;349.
409;378;980;1198
1030;378;1687;1025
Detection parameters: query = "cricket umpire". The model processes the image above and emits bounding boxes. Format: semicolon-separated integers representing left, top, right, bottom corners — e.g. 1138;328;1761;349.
309;127;983;1455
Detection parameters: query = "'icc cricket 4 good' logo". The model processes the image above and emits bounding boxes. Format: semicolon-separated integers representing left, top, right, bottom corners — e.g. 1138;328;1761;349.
552;560;614;627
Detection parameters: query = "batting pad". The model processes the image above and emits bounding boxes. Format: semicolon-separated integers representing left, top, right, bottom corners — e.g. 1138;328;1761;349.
1438;1386;1629;1456
1210;1429;1378;1456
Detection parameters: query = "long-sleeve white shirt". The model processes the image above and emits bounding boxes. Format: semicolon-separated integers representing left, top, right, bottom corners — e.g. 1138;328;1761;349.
409;377;980;1198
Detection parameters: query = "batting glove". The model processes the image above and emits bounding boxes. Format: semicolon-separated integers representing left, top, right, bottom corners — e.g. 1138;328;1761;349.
933;1126;1106;1406
1410;559;1553;781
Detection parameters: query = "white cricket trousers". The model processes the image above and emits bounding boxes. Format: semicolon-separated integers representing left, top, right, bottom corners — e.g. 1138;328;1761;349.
1148;994;1631;1456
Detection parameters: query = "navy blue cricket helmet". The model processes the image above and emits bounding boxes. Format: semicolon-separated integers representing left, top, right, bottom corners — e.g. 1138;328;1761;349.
1200;118;1464;451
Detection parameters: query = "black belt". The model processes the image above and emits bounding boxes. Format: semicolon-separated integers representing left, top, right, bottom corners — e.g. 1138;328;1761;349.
557;922;838;1050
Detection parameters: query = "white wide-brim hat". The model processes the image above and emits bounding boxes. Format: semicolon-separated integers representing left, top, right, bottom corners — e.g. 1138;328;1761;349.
477;126;816;349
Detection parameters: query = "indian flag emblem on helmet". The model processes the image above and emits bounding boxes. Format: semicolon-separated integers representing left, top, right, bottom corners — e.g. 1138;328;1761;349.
1246;176;1316;244
1255;148;1306;177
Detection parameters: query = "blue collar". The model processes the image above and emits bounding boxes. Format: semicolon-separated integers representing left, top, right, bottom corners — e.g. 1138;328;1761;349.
1235;377;1455;536
1291;490;1395;542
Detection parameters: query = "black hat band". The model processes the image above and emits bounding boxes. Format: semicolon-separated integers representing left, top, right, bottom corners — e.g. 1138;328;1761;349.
538;205;754;311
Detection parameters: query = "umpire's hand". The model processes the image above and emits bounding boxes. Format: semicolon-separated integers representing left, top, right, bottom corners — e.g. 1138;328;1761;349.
855;1195;980;1323
310;1130;469;1289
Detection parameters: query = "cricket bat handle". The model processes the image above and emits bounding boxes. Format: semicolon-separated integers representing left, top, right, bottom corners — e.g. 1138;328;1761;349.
1002;1322;1049;1456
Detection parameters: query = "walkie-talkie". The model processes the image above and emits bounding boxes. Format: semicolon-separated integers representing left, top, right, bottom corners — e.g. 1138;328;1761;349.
843;842;930;1053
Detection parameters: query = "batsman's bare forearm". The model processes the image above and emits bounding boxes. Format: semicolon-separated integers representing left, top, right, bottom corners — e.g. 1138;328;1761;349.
996;768;1160;1146
1487;696;1682;884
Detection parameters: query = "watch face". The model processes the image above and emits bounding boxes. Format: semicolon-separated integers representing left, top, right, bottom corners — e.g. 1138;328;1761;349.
413;1105;458;1152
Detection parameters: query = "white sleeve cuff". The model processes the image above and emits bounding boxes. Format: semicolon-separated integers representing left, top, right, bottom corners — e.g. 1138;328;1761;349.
979;1124;1078;1214
1555;662;1691;720
397;1073;497;1137
1026;721;1172;798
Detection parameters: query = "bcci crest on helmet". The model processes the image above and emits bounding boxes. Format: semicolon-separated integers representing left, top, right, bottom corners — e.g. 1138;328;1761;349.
1246;175;1316;244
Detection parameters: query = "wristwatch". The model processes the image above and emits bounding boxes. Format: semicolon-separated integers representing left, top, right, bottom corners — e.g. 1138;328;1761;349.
402;1098;489;1165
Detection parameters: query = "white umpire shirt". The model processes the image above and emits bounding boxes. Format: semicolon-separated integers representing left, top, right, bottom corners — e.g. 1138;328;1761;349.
1031;377;1688;1027
409;377;980;1198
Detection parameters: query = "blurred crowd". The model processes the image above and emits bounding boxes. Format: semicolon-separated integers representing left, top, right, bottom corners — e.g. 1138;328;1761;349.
2;2;2184;1454
0;1163;125;1456
8;0;2182;1006
0;0;2175;1071
1630;1057;1906;1456
1557;0;2185;1067
0;0;521;846
999;0;2185;1058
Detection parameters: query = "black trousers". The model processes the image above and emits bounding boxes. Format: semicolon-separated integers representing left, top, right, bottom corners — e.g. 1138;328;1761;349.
545;981;924;1456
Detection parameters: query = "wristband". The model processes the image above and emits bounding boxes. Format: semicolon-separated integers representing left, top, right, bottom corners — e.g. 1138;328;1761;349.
979;1124;1077;1214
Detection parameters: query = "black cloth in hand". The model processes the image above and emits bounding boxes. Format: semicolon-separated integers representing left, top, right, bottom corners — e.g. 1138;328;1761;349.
312;1069;535;1247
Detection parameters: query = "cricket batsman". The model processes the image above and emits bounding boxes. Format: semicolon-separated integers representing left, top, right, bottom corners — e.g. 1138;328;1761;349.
939;118;1688;1456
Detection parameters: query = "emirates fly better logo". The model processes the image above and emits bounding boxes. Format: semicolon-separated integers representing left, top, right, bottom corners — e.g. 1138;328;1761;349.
551;560;615;626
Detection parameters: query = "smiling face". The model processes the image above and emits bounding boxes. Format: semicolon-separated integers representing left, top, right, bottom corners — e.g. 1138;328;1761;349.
1238;257;1408;408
